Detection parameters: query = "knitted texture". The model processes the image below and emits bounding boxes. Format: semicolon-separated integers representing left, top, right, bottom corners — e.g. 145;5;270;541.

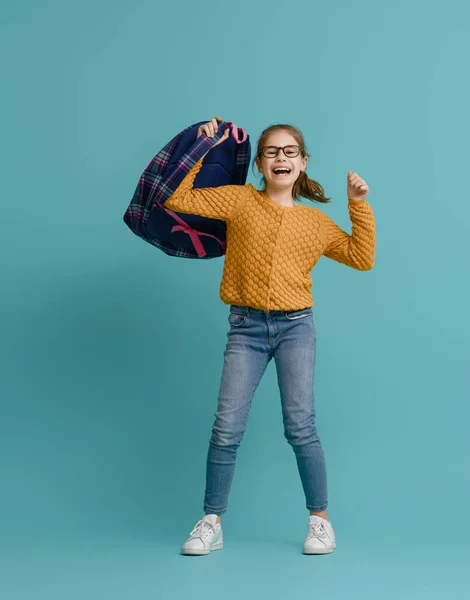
164;157;376;311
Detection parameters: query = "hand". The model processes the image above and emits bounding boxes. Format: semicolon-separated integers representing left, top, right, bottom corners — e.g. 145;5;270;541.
197;116;231;153
347;171;369;202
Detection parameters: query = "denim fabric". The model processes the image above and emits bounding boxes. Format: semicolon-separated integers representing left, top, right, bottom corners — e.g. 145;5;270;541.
203;304;328;514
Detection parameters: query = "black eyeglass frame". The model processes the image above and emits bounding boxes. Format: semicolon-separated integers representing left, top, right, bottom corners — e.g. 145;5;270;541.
257;145;303;159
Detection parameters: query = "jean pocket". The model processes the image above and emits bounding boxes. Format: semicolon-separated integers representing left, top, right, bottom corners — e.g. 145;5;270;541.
285;308;312;320
228;312;247;327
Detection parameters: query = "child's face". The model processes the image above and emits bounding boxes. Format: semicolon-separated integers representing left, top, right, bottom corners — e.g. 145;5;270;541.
257;131;308;192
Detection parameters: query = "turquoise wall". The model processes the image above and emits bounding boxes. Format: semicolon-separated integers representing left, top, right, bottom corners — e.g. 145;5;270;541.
1;0;469;597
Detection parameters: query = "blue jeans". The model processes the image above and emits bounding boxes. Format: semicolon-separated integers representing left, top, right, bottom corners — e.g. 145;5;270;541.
203;304;328;515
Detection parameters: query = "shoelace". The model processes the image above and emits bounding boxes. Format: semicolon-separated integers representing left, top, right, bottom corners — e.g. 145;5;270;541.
308;520;328;538
189;519;216;540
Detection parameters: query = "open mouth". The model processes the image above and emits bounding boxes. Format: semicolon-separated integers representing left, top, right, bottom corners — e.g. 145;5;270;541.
272;168;292;177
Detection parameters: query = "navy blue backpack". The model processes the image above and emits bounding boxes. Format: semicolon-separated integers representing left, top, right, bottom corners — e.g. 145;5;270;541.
123;120;251;259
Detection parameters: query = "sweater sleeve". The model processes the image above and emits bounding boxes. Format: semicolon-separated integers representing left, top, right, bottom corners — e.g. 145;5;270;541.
321;199;376;270
163;157;247;222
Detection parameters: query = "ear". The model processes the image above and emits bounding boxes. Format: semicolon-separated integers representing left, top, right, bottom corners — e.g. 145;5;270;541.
301;156;308;172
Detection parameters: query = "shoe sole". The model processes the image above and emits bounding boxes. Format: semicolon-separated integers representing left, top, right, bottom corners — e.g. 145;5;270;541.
303;545;335;555
181;541;224;556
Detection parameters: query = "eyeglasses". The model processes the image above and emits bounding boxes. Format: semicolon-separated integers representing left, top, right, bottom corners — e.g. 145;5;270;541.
258;145;302;159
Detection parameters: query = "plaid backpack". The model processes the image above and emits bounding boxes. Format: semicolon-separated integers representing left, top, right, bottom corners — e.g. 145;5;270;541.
123;119;251;259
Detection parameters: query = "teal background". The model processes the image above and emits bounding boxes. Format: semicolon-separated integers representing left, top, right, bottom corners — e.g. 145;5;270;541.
1;0;469;598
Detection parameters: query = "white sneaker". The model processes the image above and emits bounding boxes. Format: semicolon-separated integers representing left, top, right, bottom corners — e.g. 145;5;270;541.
181;514;223;555
303;515;336;554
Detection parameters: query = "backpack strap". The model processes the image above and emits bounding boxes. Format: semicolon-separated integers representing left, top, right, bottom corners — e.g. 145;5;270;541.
152;120;239;257
225;122;248;144
159;205;226;257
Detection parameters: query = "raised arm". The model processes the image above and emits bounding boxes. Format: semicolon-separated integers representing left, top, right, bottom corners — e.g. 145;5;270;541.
163;157;247;222
321;199;376;270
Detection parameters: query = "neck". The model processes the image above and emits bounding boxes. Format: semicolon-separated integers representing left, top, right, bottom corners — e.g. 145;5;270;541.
263;184;296;207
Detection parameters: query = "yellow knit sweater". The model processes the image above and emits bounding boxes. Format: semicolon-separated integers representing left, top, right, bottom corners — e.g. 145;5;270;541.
164;157;376;311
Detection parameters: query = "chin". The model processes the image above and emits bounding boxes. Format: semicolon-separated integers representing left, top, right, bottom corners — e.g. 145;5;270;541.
271;180;293;188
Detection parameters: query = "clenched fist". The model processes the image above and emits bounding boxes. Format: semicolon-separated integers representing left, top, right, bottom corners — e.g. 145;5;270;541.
347;171;369;202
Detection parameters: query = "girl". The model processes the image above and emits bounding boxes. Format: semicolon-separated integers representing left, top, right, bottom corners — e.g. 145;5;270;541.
164;116;376;556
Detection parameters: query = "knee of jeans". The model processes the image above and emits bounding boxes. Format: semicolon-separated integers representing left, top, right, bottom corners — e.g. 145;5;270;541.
210;425;245;448
284;422;319;446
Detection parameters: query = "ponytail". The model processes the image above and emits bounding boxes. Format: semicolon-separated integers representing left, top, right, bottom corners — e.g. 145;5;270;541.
292;170;331;204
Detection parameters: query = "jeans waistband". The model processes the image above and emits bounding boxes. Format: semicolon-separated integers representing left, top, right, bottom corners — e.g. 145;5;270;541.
230;304;313;316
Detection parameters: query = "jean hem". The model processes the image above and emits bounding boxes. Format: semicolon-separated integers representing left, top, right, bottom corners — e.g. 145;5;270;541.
306;504;328;511
204;506;227;515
